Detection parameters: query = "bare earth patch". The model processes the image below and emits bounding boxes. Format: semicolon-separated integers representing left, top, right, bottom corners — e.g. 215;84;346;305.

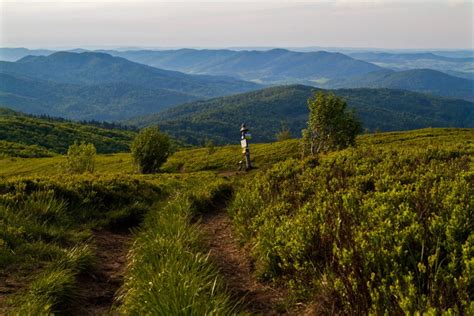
73;230;131;315
201;211;293;315
0;273;24;314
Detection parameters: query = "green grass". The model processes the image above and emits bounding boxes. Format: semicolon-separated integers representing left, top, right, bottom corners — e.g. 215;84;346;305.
0;140;56;158
0;109;135;154
117;180;236;315
0;173;170;313
13;244;95;314
163;128;474;173
2;128;471;178
0;153;133;178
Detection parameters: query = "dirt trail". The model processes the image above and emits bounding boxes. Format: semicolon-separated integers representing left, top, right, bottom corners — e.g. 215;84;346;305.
201;211;290;315
73;230;131;315
0;272;24;314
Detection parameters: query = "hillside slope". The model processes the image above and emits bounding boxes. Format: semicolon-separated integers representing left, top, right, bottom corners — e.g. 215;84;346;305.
330;69;474;101
0;52;261;120
0;108;135;155
126;85;474;144
0;72;198;120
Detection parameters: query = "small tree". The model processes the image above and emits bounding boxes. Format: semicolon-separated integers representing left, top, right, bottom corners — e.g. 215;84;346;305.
66;141;96;173
131;126;171;174
204;138;216;155
302;92;362;155
276;121;292;141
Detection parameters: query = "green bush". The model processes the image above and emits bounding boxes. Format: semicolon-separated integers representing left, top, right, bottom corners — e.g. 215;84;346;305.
131;126;171;174
230;145;473;314
65;141;96;174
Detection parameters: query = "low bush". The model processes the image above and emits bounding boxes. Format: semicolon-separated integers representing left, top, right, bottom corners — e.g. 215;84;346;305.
230;144;473;314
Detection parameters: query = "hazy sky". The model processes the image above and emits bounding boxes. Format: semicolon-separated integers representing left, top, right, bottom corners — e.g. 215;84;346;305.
0;0;472;49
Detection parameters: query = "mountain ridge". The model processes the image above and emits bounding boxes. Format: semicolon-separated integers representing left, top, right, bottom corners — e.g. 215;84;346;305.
125;85;474;144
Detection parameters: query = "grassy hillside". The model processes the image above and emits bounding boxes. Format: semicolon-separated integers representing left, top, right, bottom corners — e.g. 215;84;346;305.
3;128;471;178
0;108;135;156
126;85;474;144
0;52;260;120
0;128;472;314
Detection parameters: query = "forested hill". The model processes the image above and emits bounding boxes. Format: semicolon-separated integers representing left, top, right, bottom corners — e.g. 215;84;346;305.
0;72;198;121
0;52;261;120
0;107;136;156
328;69;474;101
126;85;474;144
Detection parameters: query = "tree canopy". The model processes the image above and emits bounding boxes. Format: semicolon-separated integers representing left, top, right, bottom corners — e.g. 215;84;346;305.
302;92;362;155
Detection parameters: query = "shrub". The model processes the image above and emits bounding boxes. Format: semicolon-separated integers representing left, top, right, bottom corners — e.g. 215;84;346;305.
65;142;96;174
230;145;473;314
131;126;171;174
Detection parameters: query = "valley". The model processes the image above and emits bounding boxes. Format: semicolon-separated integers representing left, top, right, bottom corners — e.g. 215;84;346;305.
0;45;472;315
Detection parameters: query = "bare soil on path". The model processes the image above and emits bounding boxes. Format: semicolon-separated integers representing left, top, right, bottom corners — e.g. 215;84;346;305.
201;210;293;315
73;230;131;315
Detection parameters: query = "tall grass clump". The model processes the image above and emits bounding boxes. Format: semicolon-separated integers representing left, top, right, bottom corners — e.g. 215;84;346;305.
117;181;235;315
13;244;95;314
230;143;473;314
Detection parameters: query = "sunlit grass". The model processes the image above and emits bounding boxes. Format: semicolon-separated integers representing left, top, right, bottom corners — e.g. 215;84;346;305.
117;181;236;314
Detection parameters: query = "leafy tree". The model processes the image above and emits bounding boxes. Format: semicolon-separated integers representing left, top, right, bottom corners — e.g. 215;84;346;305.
302;92;362;155
131;126;171;174
276;121;292;141
204;138;216;155
65;141;96;173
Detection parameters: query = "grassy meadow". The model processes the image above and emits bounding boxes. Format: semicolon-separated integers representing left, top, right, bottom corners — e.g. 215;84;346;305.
0;127;472;314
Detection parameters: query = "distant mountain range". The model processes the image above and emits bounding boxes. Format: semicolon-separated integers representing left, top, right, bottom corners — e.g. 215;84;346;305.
0;52;260;120
97;48;474;101
0;47;55;62
347;51;474;75
98;48;382;83
327;69;474;101
125;85;474;144
1;48;472;101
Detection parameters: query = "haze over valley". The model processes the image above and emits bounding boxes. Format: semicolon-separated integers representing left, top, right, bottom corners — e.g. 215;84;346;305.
0;0;473;314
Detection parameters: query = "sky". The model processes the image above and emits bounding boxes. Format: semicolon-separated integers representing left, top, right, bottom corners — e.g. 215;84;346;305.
0;0;472;50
